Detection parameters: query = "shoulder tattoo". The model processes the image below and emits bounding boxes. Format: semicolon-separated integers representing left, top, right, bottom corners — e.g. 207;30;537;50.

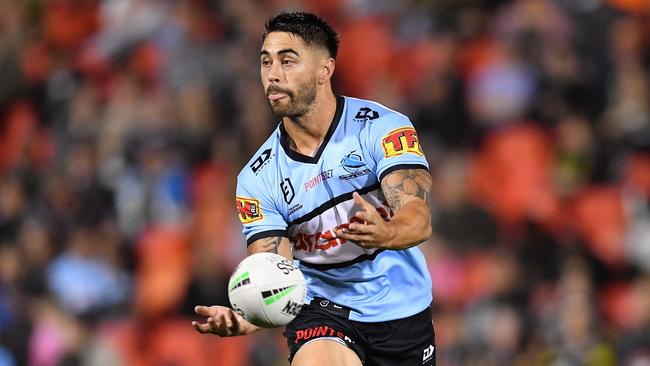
381;169;432;211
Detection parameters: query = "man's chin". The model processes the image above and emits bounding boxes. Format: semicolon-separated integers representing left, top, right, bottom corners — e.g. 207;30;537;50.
269;103;292;117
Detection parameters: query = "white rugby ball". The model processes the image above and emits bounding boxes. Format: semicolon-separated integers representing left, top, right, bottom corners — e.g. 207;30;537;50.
228;252;306;328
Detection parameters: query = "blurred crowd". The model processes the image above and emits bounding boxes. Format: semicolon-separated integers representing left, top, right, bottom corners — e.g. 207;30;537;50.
0;0;649;365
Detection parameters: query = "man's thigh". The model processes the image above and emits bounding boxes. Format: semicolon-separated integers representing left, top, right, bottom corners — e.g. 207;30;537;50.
291;339;362;366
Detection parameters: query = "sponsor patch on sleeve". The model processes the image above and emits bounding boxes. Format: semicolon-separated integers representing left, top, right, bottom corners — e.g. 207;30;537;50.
381;127;424;158
236;196;263;224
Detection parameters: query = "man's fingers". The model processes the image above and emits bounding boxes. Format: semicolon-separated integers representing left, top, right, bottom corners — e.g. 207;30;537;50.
335;229;373;243
348;222;374;234
352;192;373;211
209;314;224;330
192;321;212;334
340;233;374;248
218;313;232;330
228;311;240;332
354;210;374;224
194;305;214;317
192;306;244;337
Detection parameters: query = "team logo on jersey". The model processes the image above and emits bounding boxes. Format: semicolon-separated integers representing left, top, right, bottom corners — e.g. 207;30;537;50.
339;150;371;180
382;127;424;158
280;178;295;204
340;151;366;173
236;196;263;223
250;148;273;175
354;107;379;122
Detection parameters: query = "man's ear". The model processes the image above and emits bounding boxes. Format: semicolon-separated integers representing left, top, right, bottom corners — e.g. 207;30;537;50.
319;58;335;84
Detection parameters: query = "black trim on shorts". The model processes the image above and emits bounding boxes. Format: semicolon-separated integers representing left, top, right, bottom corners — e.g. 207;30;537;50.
298;249;385;271
288;183;381;226
246;230;288;246
378;163;429;182
280;95;344;164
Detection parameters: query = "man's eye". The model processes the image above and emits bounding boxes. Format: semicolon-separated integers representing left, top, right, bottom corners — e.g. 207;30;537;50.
282;59;294;65
262;60;271;66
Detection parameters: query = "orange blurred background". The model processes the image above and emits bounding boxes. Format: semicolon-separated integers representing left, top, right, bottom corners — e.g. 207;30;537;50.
0;1;648;365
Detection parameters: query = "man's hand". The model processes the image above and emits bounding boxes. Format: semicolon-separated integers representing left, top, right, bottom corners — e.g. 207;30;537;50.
334;192;396;249
192;305;259;336
335;168;432;250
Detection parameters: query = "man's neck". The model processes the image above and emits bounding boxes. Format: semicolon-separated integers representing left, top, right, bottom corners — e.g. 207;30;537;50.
282;92;337;157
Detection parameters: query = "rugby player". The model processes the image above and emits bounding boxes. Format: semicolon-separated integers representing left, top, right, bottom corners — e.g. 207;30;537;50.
193;12;436;366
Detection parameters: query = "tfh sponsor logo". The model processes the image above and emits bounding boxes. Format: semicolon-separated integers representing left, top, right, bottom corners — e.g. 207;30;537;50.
382;127;424;158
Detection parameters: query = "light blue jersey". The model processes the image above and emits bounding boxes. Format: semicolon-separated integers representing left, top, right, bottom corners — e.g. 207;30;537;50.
236;96;432;322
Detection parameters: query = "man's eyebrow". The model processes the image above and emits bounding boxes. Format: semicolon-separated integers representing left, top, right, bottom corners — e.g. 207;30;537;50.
260;48;300;57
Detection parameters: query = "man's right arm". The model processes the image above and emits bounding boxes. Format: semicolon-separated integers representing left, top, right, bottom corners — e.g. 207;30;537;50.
192;236;291;337
248;235;292;258
193;165;292;337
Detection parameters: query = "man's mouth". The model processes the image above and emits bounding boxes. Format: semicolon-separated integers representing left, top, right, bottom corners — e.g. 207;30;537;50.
268;92;288;102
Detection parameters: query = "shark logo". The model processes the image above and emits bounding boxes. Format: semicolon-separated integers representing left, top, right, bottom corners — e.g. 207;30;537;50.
339;151;371;180
340;151;366;173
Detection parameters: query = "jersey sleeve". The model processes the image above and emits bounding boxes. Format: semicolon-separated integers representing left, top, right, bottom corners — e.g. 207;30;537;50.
367;113;429;181
236;176;288;246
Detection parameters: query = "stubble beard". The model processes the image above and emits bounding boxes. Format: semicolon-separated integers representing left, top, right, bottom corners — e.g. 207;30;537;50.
267;77;318;119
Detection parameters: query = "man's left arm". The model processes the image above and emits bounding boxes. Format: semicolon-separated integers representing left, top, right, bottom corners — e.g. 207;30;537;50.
335;168;432;250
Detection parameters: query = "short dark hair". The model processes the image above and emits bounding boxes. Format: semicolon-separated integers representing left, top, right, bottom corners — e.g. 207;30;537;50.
263;12;340;59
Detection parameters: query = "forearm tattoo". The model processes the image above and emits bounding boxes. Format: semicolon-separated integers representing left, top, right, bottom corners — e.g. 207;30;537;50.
381;169;432;211
256;236;283;253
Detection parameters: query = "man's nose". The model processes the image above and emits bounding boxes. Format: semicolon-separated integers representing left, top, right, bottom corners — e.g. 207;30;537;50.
267;61;282;83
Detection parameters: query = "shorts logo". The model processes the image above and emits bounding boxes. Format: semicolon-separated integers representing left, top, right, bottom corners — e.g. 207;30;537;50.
280;178;295;204
354;107;379;122
382;127;424;158
423;344;435;363
319;300;330;307
236;196;263;224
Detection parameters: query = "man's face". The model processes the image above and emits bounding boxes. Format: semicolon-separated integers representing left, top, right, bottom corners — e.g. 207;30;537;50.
260;32;324;118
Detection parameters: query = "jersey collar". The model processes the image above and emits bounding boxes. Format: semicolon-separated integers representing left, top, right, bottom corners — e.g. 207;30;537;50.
279;95;345;164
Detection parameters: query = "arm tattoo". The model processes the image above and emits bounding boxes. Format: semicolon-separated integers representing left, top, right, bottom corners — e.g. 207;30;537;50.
381;169;432;211
256;236;282;254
